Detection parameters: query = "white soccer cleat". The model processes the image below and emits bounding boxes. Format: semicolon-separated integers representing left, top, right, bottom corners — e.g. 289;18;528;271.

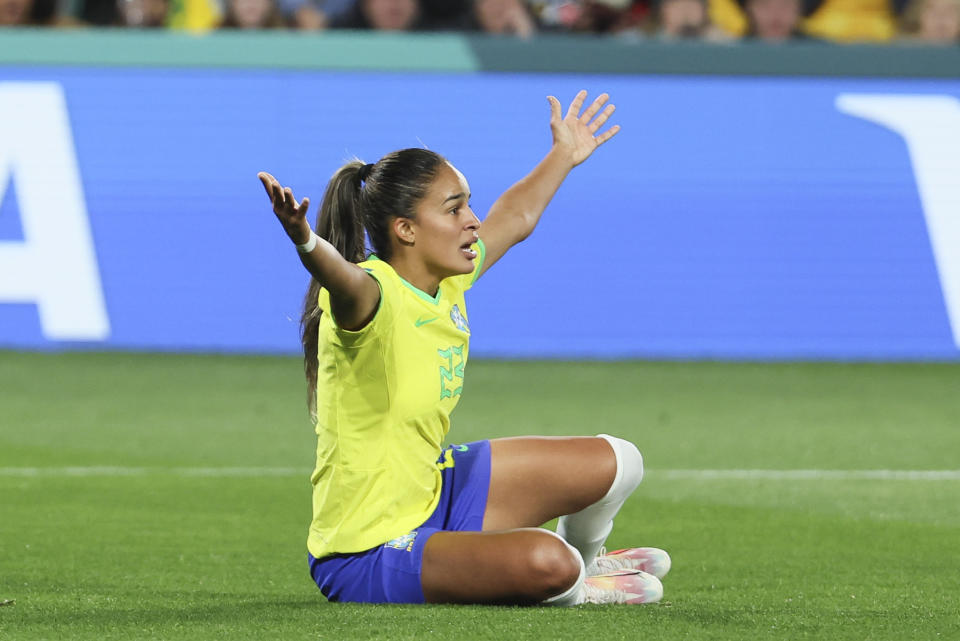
590;547;672;579
582;569;663;605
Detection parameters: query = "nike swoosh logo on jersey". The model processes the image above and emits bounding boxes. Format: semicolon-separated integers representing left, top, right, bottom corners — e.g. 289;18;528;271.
415;316;440;327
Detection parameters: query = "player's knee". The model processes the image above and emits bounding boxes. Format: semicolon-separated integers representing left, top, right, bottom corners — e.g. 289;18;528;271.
526;533;583;600
598;434;644;502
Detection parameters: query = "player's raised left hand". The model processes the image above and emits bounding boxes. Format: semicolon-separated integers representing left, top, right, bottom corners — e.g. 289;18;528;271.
258;171;312;245
548;90;620;168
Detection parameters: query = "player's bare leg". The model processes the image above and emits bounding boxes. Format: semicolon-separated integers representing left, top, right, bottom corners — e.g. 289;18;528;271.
420;529;580;604
420;528;662;605
483;435;668;583
421;436;666;605
482;436;618;530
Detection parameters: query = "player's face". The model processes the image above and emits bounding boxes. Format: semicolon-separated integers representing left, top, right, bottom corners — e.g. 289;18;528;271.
411;163;481;278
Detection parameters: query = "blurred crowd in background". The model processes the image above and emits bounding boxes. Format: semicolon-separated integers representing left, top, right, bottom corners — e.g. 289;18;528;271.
2;0;959;45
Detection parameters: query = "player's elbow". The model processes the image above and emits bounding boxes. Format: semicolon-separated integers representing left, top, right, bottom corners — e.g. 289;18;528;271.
512;211;538;243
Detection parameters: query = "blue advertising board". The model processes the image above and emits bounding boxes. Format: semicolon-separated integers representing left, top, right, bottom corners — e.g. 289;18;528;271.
1;69;959;359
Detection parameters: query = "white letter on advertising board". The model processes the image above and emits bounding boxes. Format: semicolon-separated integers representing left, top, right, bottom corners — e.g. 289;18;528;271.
0;82;110;340
837;93;960;350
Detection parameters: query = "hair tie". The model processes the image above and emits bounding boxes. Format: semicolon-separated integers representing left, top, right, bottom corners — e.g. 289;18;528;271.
358;163;375;182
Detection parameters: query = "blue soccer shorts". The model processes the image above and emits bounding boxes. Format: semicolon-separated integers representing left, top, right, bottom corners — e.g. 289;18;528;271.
307;439;491;604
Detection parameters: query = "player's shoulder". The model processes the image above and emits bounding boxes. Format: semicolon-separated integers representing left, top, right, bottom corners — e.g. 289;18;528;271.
317;257;404;338
317;256;399;315
358;256;402;291
358;255;394;274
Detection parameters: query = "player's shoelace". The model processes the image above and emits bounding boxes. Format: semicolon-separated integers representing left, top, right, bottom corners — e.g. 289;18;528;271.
593;548;633;573
590;546;671;578
591;546;633;574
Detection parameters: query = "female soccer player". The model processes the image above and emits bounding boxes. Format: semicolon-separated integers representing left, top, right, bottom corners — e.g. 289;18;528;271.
258;90;670;606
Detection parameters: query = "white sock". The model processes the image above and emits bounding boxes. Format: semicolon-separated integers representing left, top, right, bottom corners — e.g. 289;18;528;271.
556;434;644;571
542;530;587;606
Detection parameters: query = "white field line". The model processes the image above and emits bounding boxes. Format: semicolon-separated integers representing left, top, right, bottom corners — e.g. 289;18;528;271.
0;467;959;480
656;469;960;481
0;466;304;477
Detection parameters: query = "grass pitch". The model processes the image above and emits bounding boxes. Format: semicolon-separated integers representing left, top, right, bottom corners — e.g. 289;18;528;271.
1;352;958;640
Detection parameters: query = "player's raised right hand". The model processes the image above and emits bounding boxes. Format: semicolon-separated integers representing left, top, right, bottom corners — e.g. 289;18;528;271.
258;171;311;245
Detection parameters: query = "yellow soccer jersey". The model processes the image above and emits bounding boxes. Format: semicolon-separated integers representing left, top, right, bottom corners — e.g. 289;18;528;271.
307;240;486;559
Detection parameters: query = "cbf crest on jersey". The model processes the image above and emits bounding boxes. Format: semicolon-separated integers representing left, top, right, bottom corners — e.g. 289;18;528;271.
450;304;469;334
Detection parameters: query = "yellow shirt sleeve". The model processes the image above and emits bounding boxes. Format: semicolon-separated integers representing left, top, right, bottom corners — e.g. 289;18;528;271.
316;261;402;347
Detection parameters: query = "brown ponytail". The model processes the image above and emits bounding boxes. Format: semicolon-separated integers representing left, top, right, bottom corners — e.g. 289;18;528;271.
300;149;446;418
301;161;365;418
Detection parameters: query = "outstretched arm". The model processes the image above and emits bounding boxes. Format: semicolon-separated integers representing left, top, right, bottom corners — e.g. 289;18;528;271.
477;90;620;279
258;172;380;330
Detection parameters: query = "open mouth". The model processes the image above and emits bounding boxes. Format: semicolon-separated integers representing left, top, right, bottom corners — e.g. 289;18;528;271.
460;242;478;260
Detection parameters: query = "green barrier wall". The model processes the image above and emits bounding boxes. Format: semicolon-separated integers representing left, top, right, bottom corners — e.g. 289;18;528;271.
0;29;478;71
2;28;959;77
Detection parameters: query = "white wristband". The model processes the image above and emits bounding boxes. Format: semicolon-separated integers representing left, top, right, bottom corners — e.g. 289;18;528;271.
295;232;319;254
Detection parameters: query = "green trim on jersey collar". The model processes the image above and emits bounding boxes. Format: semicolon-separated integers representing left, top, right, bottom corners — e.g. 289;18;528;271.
368;254;442;305
397;274;440;305
471;239;486;286
399;276;442;305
